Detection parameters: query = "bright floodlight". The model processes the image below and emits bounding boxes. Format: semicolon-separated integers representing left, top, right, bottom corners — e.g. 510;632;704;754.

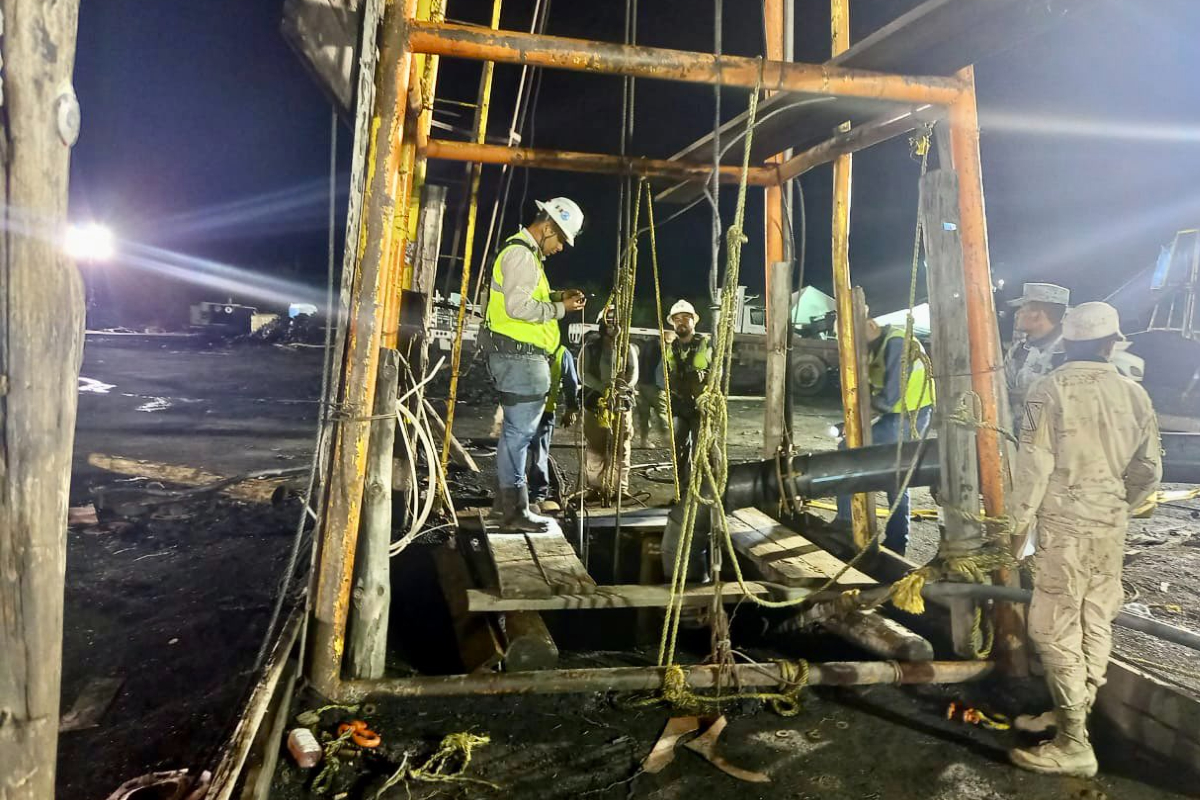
64;222;116;262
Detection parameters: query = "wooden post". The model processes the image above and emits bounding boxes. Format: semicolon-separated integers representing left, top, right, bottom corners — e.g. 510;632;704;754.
498;612;559;671
309;0;417;699
348;350;400;678
0;2;83;797
920;168;986;656
763;261;793;457
948;68;1028;674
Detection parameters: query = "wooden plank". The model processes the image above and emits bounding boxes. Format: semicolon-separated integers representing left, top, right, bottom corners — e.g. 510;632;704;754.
486;530;597;597
59;677;124;733
0;1;85;797
467;581;782;612
431;546;504;672
729;508;875;587
581;506;671;529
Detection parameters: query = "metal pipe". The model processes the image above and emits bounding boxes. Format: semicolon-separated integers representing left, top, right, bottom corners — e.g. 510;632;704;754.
948;66;1027;675
309;0;418;699
723;439;941;511
440;0;503;475
407;21;966;106
424;138;776;185
775;106;936;183
337;659;993;700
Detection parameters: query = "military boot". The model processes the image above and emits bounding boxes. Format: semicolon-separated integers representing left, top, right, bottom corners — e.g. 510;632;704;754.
501;486;552;533
1014;680;1100;736
1010;707;1098;777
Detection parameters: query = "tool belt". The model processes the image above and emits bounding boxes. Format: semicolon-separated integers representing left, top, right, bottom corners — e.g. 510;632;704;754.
483;328;550;358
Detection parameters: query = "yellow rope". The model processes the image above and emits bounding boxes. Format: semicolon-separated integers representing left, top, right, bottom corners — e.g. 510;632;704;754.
643;182;681;501
372;732;497;798
638;661;810;717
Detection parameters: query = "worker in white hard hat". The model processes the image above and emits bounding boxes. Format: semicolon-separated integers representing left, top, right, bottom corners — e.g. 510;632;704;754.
1007;301;1161;778
483;197;587;532
660;298;714;580
1005;282;1069;421
661;299;712;491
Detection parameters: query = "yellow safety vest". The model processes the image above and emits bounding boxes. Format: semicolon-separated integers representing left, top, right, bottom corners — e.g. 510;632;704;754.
868;326;935;414
485;236;561;354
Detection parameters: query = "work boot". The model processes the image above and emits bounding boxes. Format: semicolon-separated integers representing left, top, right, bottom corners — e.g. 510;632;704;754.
539;498;562;514
1010;708;1098;778
501;486;552;533
1015;681;1099;736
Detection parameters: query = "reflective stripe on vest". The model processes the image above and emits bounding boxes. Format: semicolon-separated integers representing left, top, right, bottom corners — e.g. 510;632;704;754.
868;327;935;414
485;236;561;354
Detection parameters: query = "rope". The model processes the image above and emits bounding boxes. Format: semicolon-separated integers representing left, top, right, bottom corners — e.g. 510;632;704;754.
371;732;498;798
643;182;681;501
642;661;810;717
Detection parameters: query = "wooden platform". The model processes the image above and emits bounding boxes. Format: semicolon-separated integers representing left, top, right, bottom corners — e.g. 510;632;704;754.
726;507;875;588
467;581;781;613
486;528;597;598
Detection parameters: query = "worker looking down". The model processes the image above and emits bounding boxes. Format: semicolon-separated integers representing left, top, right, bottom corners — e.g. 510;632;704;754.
1007;301;1161;778
835;315;935;554
1005;282;1068;421
483;197;586;532
527;343;580;514
581;307;638;502
662;300;711;489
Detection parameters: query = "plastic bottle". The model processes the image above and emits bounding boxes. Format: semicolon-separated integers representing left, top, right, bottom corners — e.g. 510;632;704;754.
287;728;322;769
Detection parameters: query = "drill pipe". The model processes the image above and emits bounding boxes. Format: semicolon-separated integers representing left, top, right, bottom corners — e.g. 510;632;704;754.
724;432;1199;511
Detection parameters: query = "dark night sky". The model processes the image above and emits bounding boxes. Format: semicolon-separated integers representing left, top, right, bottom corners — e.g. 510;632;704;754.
69;0;1200;323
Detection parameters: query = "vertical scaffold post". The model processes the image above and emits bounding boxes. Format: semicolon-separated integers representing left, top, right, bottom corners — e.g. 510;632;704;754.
948;66;1028;675
309;0;418;699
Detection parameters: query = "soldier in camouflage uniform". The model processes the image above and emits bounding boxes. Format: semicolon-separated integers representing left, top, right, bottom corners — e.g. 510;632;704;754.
1007;302;1162;778
1005;283;1069;422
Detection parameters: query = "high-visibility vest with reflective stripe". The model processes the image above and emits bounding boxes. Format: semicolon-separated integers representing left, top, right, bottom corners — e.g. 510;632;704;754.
868;326;935;414
485;235;560;354
545;345;566;413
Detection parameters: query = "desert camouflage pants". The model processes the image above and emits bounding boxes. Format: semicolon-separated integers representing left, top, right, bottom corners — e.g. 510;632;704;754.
1028;522;1126;710
584;409;633;493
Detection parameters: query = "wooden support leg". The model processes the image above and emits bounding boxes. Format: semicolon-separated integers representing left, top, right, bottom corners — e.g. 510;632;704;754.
0;2;84;797
499;612;559;671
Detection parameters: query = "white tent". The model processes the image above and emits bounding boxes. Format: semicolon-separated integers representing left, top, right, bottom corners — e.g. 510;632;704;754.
873;303;932;338
790;286;837;325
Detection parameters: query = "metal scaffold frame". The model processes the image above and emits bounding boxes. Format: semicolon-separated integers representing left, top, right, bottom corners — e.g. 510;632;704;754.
306;0;1017;702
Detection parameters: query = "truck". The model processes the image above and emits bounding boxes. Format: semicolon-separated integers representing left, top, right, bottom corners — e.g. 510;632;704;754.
566;285;843;397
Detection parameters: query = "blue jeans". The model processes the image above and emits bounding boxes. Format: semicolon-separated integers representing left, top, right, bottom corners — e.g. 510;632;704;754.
835;406;932;555
527;412;556;501
488;352;550;489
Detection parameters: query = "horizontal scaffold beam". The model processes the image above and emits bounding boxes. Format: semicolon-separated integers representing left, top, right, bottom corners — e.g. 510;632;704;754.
774;105;938;183
408;21;966;106
425;139;777;185
338;660;993;700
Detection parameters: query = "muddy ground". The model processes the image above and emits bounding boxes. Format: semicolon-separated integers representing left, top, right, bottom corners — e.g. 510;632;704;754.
62;338;1199;798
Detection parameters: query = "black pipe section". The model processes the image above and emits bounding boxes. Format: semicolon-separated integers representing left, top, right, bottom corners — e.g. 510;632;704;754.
723;438;941;510
725;431;1199;511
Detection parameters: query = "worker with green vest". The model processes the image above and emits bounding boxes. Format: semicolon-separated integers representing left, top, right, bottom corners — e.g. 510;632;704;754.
484;197;586;532
527;343;580;513
835;315;935;554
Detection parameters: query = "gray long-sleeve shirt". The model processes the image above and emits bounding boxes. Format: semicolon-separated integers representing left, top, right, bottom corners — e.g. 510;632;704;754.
496;228;565;323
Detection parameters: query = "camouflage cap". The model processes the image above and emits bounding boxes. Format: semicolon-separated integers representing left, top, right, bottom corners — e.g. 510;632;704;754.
1007;282;1070;307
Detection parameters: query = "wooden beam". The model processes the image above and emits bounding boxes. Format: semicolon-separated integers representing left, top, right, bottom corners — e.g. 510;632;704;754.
347;350;399;678
0;1;84;796
775;106;934;183
726;508;875;586
762;261;793;457
425;138;777;185
467;581;780;612
498;612;559;671
432;546;504;672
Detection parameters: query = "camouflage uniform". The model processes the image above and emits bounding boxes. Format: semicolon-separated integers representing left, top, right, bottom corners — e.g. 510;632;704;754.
1009;359;1161;762
1005;328;1065;421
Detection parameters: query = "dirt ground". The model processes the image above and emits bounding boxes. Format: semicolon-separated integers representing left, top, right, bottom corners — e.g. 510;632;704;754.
61;339;1200;798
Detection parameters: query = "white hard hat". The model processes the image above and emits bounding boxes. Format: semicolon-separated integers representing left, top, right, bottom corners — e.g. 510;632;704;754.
669;299;699;323
1062;301;1125;342
535;197;584;246
1007;282;1069;307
